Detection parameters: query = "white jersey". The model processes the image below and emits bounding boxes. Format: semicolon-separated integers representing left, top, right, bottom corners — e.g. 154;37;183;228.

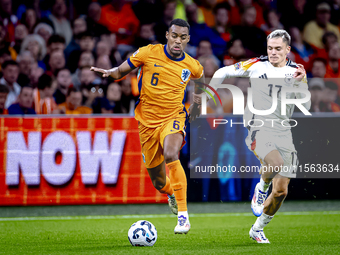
207;56;311;133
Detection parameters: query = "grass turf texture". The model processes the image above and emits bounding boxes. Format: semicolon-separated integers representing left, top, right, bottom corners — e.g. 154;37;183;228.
1;212;339;254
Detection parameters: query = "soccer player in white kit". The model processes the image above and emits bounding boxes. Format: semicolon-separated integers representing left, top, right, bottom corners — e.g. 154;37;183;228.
205;30;311;243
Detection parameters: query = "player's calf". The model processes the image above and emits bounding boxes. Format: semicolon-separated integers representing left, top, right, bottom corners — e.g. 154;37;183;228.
251;177;271;217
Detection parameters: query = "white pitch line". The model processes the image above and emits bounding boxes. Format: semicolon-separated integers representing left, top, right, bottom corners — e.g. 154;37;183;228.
0;211;339;222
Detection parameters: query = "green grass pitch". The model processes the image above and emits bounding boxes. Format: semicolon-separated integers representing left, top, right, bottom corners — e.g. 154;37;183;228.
1;212;339;254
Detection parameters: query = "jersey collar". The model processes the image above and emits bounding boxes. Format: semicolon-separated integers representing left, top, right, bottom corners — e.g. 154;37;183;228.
164;44;185;61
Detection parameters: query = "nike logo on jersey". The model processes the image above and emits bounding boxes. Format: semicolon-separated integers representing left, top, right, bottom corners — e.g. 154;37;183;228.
259;73;268;79
154;64;164;67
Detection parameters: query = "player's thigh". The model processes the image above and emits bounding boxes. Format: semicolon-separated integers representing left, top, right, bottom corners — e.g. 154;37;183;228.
138;123;164;169
246;129;278;165
264;150;284;167
161;117;187;154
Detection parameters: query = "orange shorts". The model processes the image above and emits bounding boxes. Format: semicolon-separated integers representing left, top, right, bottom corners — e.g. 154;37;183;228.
139;116;187;169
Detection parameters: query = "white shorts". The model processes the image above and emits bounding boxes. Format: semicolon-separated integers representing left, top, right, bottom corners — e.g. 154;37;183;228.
245;129;298;178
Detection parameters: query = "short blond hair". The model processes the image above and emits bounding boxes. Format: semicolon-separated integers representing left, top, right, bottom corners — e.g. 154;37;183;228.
267;29;291;45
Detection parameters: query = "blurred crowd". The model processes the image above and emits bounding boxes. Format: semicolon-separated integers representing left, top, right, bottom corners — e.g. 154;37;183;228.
0;0;340;115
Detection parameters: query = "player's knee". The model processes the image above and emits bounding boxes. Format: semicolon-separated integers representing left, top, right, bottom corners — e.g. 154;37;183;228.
272;188;288;201
164;150;179;164
152;178;166;190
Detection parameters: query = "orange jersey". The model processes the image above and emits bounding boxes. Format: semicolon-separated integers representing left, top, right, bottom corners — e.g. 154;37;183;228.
128;44;204;128
33;89;58;114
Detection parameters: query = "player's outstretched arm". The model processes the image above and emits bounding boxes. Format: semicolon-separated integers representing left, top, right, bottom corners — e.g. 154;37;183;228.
90;60;135;80
189;74;206;123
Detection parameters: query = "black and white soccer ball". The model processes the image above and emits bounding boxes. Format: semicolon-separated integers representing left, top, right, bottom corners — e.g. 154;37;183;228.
128;220;157;246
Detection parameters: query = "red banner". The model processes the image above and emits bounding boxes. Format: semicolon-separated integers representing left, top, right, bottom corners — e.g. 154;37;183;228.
0;117;167;206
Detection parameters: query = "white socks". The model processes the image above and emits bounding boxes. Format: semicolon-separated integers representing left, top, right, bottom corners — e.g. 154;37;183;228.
178;211;188;220
253;213;274;230
259;177;271;192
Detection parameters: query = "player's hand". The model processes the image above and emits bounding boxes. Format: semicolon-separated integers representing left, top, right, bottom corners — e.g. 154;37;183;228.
189;102;201;123
90;66;116;78
192;93;202;105
293;64;306;82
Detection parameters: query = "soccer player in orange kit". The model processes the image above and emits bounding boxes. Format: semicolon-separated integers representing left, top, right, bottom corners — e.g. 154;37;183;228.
91;19;204;234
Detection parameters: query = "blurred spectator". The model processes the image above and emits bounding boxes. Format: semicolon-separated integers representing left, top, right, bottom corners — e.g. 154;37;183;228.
322;32;339;53
49;0;72;45
29;64;44;87
0;0;19;43
16;51;35;86
105;82;123;113
0;48;12;71
47;34;66;54
154;0;177;44
0;84;9;114
120;80;138;113
198;55;219;79
33;23;54;44
118;51;139;97
309;78;325;112
0;60;20;108
33;73;57;114
278;0;311;31
64;17;87;60
134;23;157;48
67;31;95;73
198;0;218;27
316;32;340;59
58;85;92;114
21;8;39;33
310;58;327;78
96;55;112;70
186;3;226;58
213;3;231;42
101;33;122;67
96;40;111;58
0;21;17;61
43;34;66;70
82;83;104;108
73;16;87;35
71;53;97;87
289;27;315;72
303;2;340;49
228;0;266;28
223;39;246;66
48;50;65;75
231;6;267;57
325;43;340;79
319;81;340;112
86;2;110;38
196;40;212;58
72;65;99;89
98;0;140;46
20;34;46;70
261;9;284;35
54;68;72;104
78;51;95;67
13;24;28;54
8;85;36;114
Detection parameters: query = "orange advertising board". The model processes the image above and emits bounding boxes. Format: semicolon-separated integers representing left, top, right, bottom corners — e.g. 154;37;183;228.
0;117;166;206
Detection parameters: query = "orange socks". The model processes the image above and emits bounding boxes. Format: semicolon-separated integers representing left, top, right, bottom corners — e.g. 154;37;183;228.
159;176;173;196
167;160;187;212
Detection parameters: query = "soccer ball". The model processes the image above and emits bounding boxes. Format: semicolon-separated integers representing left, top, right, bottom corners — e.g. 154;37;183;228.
128;220;157;246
